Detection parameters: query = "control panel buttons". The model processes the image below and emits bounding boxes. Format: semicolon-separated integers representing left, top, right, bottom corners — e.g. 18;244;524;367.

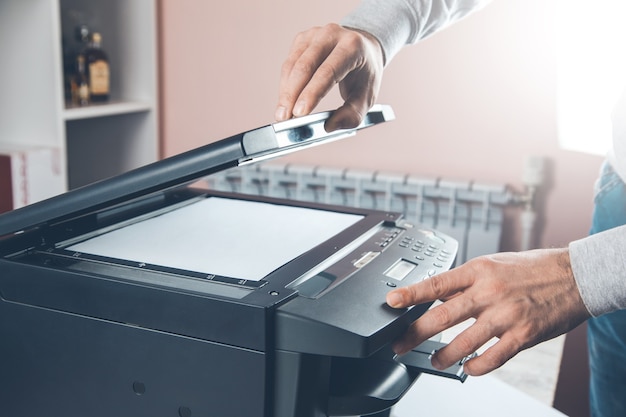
382;227;456;285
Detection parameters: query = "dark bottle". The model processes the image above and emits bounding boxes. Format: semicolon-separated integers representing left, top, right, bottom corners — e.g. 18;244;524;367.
63;24;90;105
84;32;110;102
70;54;90;106
75;24;90;45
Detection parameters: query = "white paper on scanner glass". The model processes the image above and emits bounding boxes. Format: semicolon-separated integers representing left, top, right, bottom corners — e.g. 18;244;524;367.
67;197;363;281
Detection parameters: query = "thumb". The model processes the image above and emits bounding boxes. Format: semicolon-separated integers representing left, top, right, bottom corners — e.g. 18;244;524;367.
324;101;368;132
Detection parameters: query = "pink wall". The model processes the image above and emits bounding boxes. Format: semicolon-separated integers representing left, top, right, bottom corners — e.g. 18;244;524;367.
159;0;604;251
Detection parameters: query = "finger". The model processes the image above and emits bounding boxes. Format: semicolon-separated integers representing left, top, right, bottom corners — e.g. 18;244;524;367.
324;74;378;132
331;79;377;131
392;296;476;355
386;268;474;309
460;334;523;376
278;31;312;94
277;24;355;120
276;34;310;120
324;101;365;132
276;34;334;120
429;321;496;370
291;45;363;118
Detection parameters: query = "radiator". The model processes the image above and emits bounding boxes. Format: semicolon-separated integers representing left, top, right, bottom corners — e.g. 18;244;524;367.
205;163;519;264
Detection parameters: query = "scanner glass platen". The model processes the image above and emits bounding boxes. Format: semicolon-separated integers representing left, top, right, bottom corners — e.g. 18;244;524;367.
66;196;363;281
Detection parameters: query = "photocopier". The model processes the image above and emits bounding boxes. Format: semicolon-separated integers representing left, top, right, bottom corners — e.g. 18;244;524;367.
0;105;473;417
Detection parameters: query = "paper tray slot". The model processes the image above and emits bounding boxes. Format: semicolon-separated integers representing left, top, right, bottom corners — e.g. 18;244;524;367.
328;354;418;416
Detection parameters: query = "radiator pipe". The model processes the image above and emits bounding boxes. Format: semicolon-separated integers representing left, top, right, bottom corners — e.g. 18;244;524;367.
515;156;546;251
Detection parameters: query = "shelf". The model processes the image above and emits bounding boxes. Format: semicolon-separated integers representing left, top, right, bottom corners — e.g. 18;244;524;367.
1;0;159;200
63;100;154;121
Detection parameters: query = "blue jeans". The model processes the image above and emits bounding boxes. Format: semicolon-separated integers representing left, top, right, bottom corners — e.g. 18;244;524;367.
588;161;626;417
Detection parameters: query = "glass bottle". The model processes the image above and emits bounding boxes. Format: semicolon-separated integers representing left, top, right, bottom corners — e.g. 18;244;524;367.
84;32;110;102
70;54;90;106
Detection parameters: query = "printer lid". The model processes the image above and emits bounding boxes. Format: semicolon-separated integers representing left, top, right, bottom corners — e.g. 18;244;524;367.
0;105;394;237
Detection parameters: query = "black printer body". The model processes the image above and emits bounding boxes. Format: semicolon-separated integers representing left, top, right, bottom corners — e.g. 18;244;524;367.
0;106;467;417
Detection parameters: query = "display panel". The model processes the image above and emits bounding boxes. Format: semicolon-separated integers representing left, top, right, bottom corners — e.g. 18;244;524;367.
384;259;417;281
66;197;363;281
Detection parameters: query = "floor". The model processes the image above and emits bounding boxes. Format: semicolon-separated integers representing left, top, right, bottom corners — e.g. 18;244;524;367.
391;371;567;417
490;335;566;405
440;317;566;405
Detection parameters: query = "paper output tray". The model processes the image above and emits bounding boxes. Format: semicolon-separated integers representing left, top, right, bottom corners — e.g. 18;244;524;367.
328;341;474;416
329;352;418;416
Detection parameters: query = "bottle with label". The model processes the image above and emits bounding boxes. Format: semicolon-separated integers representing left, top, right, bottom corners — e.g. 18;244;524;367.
84;32;110;102
70;54;90;106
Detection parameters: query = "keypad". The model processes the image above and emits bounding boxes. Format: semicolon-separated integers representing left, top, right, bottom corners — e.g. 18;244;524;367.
398;231;454;280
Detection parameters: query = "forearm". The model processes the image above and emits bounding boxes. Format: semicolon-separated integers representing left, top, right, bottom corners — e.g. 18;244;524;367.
341;0;492;64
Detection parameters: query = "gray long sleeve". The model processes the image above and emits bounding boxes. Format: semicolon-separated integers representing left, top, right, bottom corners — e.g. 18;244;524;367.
341;0;492;64
570;226;626;316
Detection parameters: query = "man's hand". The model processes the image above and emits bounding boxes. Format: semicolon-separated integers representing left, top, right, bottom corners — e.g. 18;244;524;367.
386;248;591;376
275;23;384;131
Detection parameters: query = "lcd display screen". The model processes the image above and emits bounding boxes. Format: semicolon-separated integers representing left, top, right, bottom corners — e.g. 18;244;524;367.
384;259;417;281
66;197;363;281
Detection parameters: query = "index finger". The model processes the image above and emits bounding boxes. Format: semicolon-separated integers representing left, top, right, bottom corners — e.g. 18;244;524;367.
277;24;368;120
279;45;360;120
276;32;333;118
386;268;474;308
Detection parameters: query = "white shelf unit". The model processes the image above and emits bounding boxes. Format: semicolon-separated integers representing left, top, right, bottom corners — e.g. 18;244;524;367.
0;0;159;194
